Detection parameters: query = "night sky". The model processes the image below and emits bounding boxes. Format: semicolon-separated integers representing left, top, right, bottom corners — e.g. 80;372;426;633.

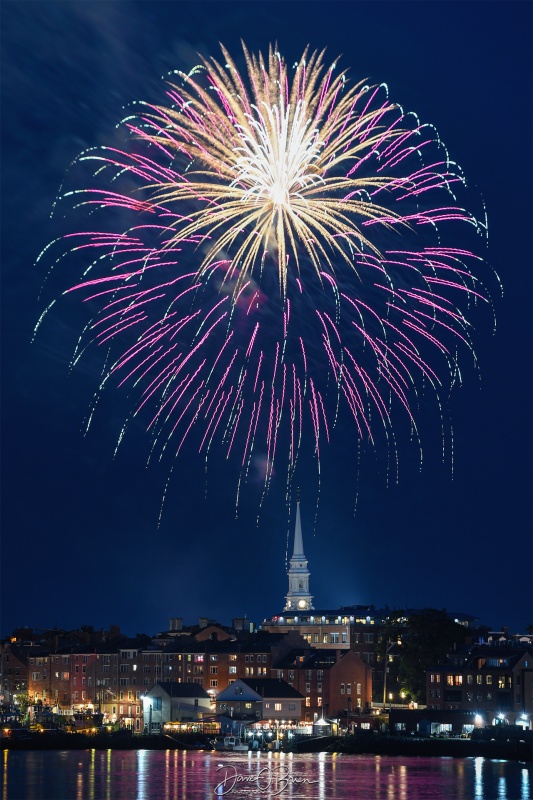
2;1;531;638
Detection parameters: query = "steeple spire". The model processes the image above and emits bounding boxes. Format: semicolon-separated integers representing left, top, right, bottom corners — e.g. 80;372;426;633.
284;493;314;612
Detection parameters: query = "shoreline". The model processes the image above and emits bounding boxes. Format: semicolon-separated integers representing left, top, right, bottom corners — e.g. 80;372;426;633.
2;732;531;762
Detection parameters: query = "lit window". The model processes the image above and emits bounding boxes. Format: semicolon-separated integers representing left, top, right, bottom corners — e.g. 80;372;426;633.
274;703;282;711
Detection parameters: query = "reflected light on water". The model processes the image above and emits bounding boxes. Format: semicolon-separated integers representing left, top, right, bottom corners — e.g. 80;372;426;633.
137;749;148;800
2;749;531;799
3;750;8;800
475;757;483;800
522;767;530;800
317;751;326;800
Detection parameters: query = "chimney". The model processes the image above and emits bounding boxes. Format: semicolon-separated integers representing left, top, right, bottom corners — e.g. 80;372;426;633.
169;618;183;632
199;617;209;629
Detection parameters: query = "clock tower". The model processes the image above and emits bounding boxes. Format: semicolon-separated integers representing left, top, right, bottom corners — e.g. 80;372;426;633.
284;495;314;612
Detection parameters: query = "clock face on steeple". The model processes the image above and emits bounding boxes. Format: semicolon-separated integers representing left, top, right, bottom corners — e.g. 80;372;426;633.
297;600;307;610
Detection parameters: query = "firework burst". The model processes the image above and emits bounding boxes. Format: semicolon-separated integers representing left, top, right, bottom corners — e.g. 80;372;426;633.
37;43;494;510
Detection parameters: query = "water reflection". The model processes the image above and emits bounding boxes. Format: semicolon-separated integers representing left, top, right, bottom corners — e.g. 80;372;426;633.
522;766;530;800
1;750;531;799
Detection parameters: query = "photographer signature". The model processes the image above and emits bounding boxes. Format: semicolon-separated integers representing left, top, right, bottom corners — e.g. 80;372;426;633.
214;764;318;796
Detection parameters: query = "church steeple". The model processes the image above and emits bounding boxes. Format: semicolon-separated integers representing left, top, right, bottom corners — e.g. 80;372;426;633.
284;494;314;612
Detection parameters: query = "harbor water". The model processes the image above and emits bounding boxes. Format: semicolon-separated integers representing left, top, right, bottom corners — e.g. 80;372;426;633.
1;749;531;799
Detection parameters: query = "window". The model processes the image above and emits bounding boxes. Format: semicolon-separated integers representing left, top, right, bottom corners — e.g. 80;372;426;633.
340;684;345;695
323;634;328;644
356;683;362;695
153;697;162;711
330;633;339;644
342;632;347;643
229;666;237;674
120;678;129;686
317;682;322;692
210;655;218;662
317;697;322;706
288;703;296;711
32;672;41;681
347;683;352;694
305;682;311;692
229;655;237;661
477;675;483;685
274;703;282;711
467;675;473;685
210;680;218;688
210;666;218;674
486;675;493;685
363;633;374;643
305;697;311;707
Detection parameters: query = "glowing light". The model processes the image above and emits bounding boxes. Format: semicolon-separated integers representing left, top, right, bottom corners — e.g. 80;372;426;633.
36;43;497;508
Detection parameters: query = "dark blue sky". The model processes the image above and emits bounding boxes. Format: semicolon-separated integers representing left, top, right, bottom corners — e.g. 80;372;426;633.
2;1;531;638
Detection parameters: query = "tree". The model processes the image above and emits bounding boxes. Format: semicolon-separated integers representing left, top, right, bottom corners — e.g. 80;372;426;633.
397;609;468;703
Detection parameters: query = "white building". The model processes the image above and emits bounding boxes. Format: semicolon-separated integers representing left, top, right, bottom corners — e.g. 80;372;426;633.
142;681;211;733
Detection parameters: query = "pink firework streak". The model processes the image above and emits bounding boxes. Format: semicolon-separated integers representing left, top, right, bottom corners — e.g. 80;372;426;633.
36;43;496;506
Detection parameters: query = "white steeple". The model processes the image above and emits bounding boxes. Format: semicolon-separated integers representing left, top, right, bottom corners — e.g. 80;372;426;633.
284;494;314;611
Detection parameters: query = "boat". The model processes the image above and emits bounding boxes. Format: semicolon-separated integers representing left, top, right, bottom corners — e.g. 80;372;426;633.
212;735;249;752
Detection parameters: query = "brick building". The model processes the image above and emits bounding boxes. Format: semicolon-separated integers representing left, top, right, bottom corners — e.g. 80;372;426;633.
426;643;532;725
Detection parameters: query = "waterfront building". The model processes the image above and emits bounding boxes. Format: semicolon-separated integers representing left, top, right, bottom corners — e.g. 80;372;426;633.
426;642;533;726
271;646;372;724
215;677;303;729
142;681;211;733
